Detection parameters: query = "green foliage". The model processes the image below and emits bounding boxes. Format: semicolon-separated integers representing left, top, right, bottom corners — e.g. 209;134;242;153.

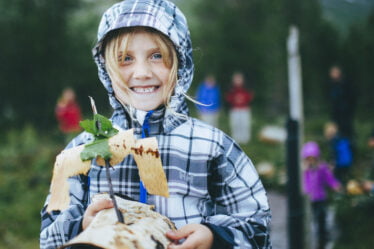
191;0;288;113
341;9;374;120
79;114;118;161
81;139;111;161
320;0;374;36
0;0;80;128
0;0;111;130
0;0;373;131
334;195;374;249
80;114;118;139
188;0;347;119
0;125;59;248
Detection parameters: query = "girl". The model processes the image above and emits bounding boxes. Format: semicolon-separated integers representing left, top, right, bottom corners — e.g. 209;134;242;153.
40;1;271;248
302;141;340;249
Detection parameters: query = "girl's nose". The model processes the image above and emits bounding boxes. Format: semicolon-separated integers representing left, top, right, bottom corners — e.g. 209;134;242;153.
133;60;152;79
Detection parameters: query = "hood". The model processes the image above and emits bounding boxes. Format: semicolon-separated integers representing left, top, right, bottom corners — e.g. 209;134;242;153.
92;0;194;124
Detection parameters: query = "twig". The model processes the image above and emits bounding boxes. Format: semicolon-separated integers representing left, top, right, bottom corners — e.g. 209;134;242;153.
89;96;124;223
105;160;124;223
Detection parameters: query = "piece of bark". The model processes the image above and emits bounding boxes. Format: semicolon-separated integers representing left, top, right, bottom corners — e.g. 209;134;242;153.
60;194;176;249
47;129;169;212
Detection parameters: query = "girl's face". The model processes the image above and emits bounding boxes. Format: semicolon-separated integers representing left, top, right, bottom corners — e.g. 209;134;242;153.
112;31;172;111
305;156;318;168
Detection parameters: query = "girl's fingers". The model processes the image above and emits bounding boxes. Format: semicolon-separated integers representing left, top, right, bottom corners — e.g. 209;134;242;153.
87;199;113;215
82;199;113;230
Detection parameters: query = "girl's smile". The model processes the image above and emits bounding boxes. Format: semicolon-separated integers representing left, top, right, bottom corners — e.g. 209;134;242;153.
131;86;159;93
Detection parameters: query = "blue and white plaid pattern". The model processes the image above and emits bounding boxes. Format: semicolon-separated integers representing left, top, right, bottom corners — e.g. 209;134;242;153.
40;0;271;248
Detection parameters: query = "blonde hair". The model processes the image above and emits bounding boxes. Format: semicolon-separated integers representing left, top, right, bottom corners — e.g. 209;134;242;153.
103;27;178;109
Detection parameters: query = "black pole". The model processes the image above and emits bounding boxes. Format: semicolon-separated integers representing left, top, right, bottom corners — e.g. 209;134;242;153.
286;118;304;249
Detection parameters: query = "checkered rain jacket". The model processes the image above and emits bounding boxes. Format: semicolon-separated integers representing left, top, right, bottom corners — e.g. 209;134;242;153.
40;0;271;248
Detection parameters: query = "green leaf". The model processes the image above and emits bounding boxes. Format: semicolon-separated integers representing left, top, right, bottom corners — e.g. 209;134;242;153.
79;113;119;161
79;119;97;134
80;138;111;161
94;114;118;138
79;114;118;139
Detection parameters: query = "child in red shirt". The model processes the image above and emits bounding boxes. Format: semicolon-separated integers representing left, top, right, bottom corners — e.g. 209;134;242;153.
225;72;254;144
55;87;82;134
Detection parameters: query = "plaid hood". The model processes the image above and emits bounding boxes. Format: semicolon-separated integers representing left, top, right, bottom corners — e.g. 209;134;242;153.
92;0;194;130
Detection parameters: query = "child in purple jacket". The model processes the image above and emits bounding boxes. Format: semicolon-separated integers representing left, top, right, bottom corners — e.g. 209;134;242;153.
302;141;341;249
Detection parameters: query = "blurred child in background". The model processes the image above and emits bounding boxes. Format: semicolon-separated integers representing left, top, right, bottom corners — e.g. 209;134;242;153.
225;72;254;144
324;122;353;186
328;65;355;139
302;141;341;249
55;87;82;141
195;74;221;127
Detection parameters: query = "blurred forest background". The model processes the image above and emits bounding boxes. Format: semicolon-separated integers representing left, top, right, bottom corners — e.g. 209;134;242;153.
0;0;373;248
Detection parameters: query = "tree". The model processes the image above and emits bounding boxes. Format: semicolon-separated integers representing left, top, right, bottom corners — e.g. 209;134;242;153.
0;0;116;130
190;0;289;116
283;0;341;115
342;9;374;120
0;0;79;129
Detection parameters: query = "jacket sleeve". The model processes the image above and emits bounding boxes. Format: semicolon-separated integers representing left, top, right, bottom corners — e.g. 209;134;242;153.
303;169;311;195
204;135;272;249
40;175;89;249
322;164;340;190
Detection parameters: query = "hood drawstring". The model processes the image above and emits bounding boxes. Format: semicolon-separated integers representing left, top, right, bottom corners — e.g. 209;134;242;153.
139;110;154;203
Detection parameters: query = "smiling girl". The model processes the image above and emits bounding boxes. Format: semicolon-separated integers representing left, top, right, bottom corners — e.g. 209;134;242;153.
40;1;271;249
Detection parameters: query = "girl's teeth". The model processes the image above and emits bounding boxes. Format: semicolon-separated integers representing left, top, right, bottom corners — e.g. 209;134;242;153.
133;87;156;93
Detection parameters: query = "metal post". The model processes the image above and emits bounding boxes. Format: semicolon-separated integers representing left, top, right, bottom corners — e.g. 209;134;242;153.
286;118;304;249
286;25;308;249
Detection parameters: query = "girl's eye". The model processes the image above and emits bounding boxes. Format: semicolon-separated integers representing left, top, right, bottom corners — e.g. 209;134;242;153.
124;55;132;61
118;54;132;65
151;53;162;60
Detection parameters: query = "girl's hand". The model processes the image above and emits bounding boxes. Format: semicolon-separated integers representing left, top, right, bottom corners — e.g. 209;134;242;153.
166;224;213;249
82;199;113;230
